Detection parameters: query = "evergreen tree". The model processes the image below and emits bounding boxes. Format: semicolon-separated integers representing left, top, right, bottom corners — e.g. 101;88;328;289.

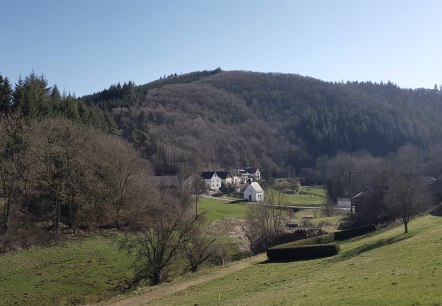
0;74;13;114
13;72;50;119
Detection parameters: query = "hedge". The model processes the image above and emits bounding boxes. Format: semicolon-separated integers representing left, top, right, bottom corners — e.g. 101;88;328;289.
271;233;335;249
267;243;340;261
266;224;375;262
334;224;376;241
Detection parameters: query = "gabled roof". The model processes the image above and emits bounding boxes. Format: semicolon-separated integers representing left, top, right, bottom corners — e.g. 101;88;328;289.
247;182;264;193
216;171;232;179
244;168;259;174
201;171;216;179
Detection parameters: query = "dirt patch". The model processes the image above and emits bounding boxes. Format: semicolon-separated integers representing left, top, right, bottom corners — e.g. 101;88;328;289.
211;218;249;250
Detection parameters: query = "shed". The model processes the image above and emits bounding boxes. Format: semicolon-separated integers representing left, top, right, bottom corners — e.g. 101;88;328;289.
244;182;264;202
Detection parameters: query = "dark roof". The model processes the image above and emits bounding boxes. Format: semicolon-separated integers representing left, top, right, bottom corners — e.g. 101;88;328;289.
201;171;216;179
216;171;232;179
244;168;258;173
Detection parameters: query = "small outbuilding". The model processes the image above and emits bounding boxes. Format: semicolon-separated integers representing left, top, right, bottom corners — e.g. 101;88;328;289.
244;182;264;202
337;197;352;209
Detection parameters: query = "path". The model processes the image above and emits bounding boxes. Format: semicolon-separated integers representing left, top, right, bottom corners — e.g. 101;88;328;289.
94;254;266;306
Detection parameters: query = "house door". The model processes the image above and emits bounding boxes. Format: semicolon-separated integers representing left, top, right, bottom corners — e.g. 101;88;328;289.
248;195;252;201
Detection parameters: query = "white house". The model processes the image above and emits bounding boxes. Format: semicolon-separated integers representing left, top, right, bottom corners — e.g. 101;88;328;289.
244;182;264;202
201;171;222;190
236;168;261;183
245;168;261;181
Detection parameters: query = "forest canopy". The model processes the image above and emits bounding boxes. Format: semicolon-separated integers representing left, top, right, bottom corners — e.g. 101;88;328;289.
80;70;442;177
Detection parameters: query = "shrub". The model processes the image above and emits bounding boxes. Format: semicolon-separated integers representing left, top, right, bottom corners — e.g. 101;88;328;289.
334;224;376;241
267;243;340;262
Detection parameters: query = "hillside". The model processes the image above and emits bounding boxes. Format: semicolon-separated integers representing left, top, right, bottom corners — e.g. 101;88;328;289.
105;215;442;306
82;70;442;176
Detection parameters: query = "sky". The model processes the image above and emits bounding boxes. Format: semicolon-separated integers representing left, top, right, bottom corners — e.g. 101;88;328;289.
1;0;441;96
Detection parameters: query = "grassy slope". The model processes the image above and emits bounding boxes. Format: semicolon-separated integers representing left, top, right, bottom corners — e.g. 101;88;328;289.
0;198;246;305
0;234;134;306
150;215;442;306
198;198;248;220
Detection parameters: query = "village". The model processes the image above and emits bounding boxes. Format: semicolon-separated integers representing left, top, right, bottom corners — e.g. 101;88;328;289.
200;168;264;201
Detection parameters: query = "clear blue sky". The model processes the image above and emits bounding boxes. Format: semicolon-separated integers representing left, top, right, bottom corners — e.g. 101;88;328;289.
1;0;441;96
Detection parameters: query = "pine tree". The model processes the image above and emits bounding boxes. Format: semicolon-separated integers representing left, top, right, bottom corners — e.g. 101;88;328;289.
13;72;50;119
0;74;13;114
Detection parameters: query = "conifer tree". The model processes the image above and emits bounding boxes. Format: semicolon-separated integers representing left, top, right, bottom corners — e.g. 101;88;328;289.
0;74;13;114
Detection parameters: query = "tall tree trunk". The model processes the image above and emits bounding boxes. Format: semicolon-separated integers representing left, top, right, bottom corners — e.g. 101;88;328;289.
2;183;16;234
54;201;60;230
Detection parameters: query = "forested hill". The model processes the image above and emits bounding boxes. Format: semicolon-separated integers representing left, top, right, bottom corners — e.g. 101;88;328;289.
81;70;442;176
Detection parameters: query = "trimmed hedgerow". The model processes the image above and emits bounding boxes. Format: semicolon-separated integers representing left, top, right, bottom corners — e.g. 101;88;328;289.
271;233;335;249
267;243;340;261
334;224;376;241
266;225;376;262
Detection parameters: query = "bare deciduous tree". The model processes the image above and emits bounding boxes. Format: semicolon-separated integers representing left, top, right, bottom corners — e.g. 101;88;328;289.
182;213;217;273
0;115;31;234
385;174;433;233
91;133;149;227
244;188;287;253
120;191;193;287
31;119;89;230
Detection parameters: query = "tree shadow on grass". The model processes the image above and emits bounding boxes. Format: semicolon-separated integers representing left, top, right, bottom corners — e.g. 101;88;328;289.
334;234;411;262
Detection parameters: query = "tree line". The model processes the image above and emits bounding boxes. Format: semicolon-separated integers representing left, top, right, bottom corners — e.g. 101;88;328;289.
81;70;442;178
0;116;145;241
0;72;114;132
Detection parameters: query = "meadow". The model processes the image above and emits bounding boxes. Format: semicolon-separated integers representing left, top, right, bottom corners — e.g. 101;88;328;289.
198;197;249;220
147;215;442;306
9;188;440;306
0;234;134;305
267;186;325;206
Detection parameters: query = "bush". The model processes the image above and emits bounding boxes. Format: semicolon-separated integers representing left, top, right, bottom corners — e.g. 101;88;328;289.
267;243;340;262
334;224;376;241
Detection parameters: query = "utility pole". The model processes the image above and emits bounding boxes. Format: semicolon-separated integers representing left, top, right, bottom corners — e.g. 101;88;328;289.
195;177;198;220
349;171;353;217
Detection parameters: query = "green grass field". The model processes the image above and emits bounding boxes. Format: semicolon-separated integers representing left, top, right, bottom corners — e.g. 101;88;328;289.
0;198;247;305
197;186;325;221
149;215;442;305
198;197;249;220
290;208;345;229
0;234;134;305
275;186;326;206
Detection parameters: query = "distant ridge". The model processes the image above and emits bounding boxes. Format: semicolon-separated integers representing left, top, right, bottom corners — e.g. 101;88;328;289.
81;70;442;176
